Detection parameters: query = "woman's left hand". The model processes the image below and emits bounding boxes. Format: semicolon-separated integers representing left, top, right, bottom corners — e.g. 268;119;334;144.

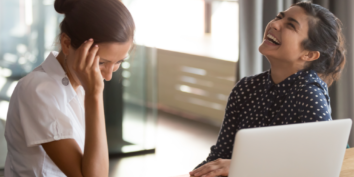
189;158;231;177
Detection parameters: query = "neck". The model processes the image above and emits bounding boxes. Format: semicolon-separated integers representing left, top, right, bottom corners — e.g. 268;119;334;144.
269;61;304;84
56;51;80;90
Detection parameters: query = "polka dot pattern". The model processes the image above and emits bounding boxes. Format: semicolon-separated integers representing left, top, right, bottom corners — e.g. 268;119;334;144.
195;69;332;168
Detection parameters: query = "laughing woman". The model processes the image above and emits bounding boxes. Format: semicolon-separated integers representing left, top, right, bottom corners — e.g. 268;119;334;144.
190;2;346;177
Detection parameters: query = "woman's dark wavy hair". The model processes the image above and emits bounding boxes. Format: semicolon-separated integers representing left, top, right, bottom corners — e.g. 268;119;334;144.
294;2;346;86
54;0;135;48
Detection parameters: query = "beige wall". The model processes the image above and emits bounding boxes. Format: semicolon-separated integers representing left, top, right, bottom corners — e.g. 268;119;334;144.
156;49;236;125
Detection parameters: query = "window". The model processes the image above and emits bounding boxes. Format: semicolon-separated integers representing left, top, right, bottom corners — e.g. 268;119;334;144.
124;0;239;62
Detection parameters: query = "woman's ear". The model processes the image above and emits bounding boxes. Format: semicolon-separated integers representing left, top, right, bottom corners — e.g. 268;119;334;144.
60;33;71;56
301;51;320;62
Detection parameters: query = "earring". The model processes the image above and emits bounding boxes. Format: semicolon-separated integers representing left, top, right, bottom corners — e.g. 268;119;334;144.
62;55;69;86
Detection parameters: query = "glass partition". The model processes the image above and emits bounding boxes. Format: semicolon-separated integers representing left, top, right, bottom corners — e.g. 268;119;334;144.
105;45;157;154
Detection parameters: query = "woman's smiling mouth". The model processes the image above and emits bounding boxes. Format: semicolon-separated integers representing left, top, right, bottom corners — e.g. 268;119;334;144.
266;33;281;45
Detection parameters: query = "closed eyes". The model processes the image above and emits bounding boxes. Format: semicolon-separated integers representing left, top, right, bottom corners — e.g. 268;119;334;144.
274;15;297;31
99;60;124;65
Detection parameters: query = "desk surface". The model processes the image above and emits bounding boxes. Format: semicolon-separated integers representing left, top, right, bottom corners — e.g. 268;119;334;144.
175;148;354;177
340;148;354;177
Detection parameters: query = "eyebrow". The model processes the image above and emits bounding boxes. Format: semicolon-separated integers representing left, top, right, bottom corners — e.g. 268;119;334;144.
280;12;300;26
100;55;129;62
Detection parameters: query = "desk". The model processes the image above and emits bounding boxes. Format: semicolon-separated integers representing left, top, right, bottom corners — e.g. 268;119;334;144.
174;148;354;177
340;148;354;177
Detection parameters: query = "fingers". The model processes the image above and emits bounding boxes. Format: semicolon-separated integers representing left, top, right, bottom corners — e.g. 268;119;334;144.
202;168;223;177
193;167;224;177
76;38;95;70
92;55;100;70
190;162;218;177
79;38;94;55
86;44;99;68
69;38;104;93
190;159;230;177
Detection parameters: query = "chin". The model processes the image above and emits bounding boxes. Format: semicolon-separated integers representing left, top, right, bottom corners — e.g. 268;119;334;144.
259;45;280;60
259;43;268;56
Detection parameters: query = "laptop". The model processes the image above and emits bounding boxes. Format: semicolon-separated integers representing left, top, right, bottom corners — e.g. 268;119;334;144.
229;119;352;177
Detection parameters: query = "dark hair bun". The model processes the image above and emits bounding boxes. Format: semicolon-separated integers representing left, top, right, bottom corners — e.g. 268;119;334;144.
54;0;80;14
57;0;135;49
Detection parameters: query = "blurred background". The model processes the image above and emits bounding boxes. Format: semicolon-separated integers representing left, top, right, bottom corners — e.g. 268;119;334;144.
0;0;353;177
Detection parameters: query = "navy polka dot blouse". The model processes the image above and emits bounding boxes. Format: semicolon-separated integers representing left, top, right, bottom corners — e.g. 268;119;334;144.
196;69;332;168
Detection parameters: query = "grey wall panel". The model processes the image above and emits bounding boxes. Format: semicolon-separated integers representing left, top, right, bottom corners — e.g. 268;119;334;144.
239;0;263;78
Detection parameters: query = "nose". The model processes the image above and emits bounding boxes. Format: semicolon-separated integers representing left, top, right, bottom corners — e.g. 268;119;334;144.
270;19;281;31
101;64;114;81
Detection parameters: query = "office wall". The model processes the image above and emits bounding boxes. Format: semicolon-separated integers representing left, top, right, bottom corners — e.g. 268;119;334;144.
157;49;236;126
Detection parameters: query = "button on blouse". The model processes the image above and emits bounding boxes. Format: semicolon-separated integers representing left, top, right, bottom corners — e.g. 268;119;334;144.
196;69;332;168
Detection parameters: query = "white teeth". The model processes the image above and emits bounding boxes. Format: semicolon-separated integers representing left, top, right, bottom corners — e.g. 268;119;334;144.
267;34;280;44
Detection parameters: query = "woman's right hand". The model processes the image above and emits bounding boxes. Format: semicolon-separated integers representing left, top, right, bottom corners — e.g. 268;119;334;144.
72;38;104;94
189;159;231;177
43;39;109;177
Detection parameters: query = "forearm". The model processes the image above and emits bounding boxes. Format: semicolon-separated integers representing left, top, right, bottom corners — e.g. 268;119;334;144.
82;93;109;177
195;85;240;169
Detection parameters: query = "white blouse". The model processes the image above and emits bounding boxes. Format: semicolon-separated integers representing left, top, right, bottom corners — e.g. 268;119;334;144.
4;51;85;177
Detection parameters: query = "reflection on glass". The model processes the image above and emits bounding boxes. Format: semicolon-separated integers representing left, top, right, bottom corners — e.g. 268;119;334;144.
122;45;157;152
6;81;18;97
0;77;6;91
104;45;157;154
121;61;130;69
25;0;33;26
0;101;9;121
0;67;12;77
122;70;131;78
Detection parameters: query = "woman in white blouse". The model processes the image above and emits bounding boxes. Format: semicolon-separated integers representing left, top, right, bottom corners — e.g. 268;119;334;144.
4;0;135;176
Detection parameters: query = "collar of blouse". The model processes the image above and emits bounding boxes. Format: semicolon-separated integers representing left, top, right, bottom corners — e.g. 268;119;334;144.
265;70;327;97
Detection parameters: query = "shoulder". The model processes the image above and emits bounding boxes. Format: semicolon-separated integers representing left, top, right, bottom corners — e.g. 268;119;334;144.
228;71;269;103
296;70;328;95
241;70;269;83
234;71;269;90
295;70;329;102
15;66;64;101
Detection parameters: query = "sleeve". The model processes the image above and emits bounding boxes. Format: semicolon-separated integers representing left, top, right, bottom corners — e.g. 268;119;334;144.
194;79;244;169
16;78;75;147
297;83;332;122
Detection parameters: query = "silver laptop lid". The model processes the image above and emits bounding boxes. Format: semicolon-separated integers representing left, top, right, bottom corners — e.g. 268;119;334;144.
229;119;352;177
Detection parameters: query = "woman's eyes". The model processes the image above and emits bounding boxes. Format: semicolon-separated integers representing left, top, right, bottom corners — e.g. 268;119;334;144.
288;23;296;30
274;16;296;30
99;61;123;65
